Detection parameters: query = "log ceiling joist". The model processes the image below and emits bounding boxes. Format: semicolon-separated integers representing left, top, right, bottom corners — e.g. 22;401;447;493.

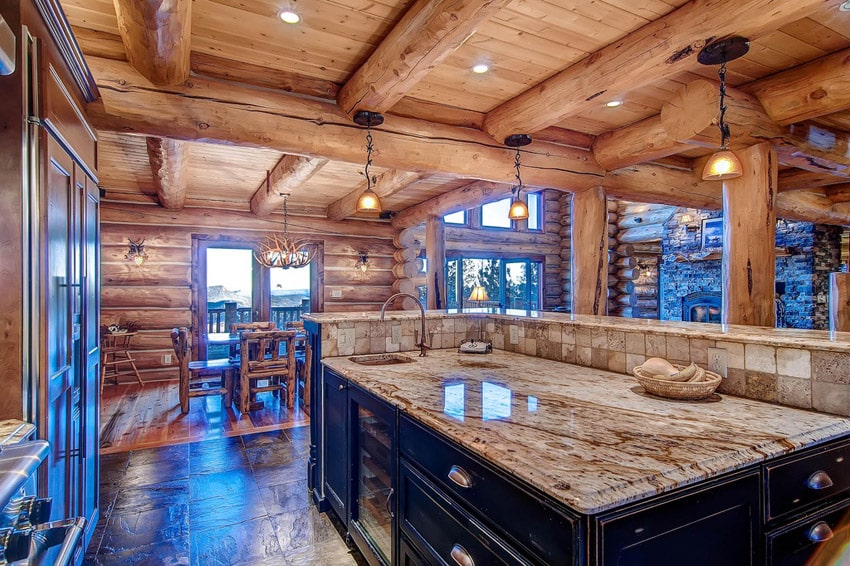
778;170;850;193
112;0;191;86
250;155;329;218
326;170;424;221
146;137;188;210
392;180;511;229
86;57;604;192
745;47;850;126
336;0;510;119
481;0;827;143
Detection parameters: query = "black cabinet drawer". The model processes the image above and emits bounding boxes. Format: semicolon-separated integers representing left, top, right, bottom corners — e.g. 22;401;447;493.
766;499;850;566
765;440;850;522
400;461;530;566
399;415;577;565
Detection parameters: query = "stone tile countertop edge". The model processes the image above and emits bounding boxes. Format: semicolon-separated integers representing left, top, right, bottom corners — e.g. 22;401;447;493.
304;311;850;352
0;420;36;447
322;349;850;515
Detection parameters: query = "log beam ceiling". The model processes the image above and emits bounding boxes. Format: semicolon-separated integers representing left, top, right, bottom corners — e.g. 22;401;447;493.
336;0;509;118
481;0;829;143
112;0;192;86
250;155;329;217
327;170;424;221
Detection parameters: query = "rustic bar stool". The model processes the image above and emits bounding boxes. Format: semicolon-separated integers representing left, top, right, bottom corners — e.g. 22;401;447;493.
237;330;296;412
101;332;143;392
171;327;234;413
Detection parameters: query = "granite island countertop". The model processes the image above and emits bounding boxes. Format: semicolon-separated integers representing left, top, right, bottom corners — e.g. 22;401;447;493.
322;349;850;514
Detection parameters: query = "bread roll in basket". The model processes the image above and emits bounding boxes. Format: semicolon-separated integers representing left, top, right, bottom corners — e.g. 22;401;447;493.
632;362;722;400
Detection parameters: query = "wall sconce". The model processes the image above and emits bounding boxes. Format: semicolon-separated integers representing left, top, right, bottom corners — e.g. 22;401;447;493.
355;252;370;274
680;213;699;232
698;36;749;181
125;238;148;266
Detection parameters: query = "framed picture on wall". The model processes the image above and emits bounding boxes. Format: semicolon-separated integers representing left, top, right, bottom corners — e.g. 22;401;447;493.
701;218;723;251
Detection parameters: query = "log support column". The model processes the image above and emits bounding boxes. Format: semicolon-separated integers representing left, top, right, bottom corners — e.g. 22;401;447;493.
830;273;850;332
425;216;446;310
571;186;608;315
722;143;777;327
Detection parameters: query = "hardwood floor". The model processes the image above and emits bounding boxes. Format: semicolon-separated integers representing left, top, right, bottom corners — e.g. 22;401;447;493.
100;381;309;454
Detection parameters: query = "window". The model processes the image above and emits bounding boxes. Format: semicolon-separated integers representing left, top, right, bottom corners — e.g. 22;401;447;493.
445;256;541;310
444;210;466;225
481;198;512;228
527;192;541;231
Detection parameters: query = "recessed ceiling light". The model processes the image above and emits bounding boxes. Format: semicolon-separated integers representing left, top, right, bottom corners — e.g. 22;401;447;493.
278;10;301;24
605;100;623;108
471;63;490;74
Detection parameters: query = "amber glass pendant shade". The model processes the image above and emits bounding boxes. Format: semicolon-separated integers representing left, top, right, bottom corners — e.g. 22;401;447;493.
508;197;529;220
356;187;382;212
702;149;743;181
469;285;489;301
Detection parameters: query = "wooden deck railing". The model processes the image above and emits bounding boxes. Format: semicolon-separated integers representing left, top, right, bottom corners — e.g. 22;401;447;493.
206;300;308;333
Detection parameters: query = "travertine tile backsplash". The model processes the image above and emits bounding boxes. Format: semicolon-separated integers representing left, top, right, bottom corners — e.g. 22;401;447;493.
319;314;850;416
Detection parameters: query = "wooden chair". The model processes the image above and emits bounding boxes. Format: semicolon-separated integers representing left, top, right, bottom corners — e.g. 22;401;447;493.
284;320;304;331
101;332;143;392
237;330;297;412
230;321;276;334
296;341;312;414
171;327;234;414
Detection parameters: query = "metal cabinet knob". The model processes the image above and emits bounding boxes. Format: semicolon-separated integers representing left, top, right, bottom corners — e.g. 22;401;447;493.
338;384;346;391
806;470;834;490
447;465;473;489
807;521;834;543
450;543;475;566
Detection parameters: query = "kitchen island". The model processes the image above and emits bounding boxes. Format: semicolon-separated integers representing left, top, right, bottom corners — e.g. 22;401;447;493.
315;348;850;565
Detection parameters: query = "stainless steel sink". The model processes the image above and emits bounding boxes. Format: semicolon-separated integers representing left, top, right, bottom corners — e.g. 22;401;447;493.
348;354;416;366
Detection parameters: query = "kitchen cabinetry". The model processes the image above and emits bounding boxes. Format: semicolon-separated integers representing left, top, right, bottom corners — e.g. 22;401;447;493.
323;369;348;521
0;1;100;561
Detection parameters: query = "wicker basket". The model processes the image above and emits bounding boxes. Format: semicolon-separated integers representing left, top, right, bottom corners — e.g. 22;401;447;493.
632;364;722;400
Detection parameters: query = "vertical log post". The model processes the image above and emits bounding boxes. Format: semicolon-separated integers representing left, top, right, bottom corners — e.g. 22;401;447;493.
571;187;608;315
426;216;446;310
830;273;850;332
722;143;777;327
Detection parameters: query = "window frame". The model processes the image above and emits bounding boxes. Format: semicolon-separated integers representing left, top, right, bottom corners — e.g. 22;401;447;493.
445;253;543;311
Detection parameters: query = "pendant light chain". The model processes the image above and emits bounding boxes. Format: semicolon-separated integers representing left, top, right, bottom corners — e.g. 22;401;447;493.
364;120;375;190
514;146;523;191
283;193;290;235
716;58;731;149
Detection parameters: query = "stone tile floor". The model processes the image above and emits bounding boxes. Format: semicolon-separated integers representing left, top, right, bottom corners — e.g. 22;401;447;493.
84;426;364;565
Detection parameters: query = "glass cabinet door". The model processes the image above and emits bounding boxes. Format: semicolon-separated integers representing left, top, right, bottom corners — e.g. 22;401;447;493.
349;385;396;565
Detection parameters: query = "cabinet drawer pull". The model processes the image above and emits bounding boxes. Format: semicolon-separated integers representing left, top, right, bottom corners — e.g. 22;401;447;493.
806;470;834;490
807;521;834;543
384;487;395;519
448;465;473;488
338;384;346;391
450;543;475;566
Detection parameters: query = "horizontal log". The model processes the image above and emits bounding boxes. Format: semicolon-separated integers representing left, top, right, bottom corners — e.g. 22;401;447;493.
323;255;394;271
101;245;188;264
129;350;179;372
617;208;676;230
636;298;658;309
614;244;635;257
102;263;191;287
324;270;395;287
611;256;637;269
126;330;176;351
393;229;419;249
617;268;639;281
423;226;560;247
101;286;191;309
324;286;394;303
632;243;662;254
608;224;618;237
393;248;420;263
614;294;638;307
392;261;422;279
604;164;722;211
634;286;658;298
613;281;635;295
101;224;192;247
324;303;385;313
391;278;418;295
101;308;192;330
609;307;639;318
618;202;677;216
617;224;665;244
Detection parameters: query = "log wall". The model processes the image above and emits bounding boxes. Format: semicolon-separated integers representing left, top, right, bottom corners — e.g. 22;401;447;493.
101;201;395;382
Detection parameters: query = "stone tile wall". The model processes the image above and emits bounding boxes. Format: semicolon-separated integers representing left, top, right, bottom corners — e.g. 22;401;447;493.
319;314;850;416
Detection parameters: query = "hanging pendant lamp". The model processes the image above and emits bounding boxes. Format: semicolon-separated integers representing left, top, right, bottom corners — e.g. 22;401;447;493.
697;36;749;181
255;189;316;269
354;111;384;213
505;134;532;221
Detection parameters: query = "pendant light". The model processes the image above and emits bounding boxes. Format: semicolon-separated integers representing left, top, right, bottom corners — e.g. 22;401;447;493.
697;36;750;181
255;189;316;269
505;134;531;221
354;110;384;213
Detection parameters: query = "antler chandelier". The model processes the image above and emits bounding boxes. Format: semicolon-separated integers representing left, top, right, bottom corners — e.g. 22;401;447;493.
255;192;316;269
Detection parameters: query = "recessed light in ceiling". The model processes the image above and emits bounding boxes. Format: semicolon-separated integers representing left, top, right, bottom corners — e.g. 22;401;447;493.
605;100;623;108
278;10;301;24
471;63;490;74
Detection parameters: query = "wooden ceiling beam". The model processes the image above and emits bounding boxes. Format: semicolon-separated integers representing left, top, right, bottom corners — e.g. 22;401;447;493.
112;0;191;86
250;154;329;217
86;57;604;192
746;47;850;126
826;183;850;204
336;0;510;118
326;170;424;221
778;170;850;192
146;137;189;210
482;0;826;143
392;180;511;229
